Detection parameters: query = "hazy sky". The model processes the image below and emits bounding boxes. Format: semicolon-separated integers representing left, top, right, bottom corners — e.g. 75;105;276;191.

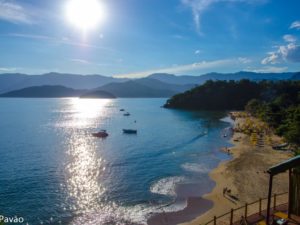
0;0;300;77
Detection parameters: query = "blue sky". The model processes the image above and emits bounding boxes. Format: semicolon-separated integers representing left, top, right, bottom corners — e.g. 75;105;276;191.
0;0;299;77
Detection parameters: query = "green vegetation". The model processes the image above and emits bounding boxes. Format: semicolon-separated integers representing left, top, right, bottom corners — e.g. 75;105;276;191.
165;79;300;148
165;80;262;110
244;82;300;146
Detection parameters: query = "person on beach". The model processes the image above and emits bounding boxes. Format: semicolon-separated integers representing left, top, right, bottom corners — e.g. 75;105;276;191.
223;187;227;196
225;147;230;155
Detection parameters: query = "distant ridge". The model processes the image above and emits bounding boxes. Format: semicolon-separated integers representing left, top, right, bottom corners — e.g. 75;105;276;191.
148;71;295;85
0;78;190;98
0;85;85;98
0;72;127;94
290;72;300;80
0;71;298;95
96;80;177;97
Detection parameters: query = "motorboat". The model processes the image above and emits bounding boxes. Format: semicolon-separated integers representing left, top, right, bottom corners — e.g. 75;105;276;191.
120;109;125;111
122;129;137;134
92;130;109;138
123;112;130;116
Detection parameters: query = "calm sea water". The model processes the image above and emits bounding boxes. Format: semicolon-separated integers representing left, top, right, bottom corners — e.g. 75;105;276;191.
0;98;232;225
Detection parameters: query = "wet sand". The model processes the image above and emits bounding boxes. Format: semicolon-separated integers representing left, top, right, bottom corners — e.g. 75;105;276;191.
147;197;213;225
183;112;293;225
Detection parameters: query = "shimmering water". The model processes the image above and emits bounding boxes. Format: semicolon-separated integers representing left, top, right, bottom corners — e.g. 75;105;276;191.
0;98;232;225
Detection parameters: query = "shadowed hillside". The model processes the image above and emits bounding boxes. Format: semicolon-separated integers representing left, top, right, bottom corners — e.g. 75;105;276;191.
97;80;177;97
165;79;300;110
0;85;85;98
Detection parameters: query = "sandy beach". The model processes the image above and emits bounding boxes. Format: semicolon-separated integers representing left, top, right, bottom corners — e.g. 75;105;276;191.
182;112;293;225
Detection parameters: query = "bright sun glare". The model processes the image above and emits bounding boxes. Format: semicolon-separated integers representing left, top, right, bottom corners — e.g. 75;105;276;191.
65;0;106;31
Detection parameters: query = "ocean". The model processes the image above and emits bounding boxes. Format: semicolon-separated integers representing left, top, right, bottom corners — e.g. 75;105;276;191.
0;98;232;225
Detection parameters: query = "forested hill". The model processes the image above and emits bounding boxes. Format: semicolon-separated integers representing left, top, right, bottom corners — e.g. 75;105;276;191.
165;80;300;146
164;80;300;110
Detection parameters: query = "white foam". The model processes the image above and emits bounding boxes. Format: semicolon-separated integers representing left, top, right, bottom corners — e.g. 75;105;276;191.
220;116;234;125
181;163;210;173
150;176;185;196
70;176;189;225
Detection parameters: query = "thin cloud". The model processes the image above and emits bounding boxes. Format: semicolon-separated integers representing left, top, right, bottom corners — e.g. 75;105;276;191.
114;59;236;78
70;59;92;65
262;43;300;64
283;34;296;43
181;0;211;34
290;21;300;30
181;0;267;34
70;58;117;67
9;33;52;40
6;33;116;52
0;67;17;72
172;34;186;39
246;66;288;73
0;0;33;24
238;57;251;64
261;52;278;65
262;23;300;64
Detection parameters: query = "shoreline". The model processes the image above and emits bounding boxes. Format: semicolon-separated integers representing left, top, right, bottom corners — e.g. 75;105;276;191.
147;115;234;225
147;197;213;225
182;112;293;225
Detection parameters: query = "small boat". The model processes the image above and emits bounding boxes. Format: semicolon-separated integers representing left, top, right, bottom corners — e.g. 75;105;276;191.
123;112;130;116
92;130;108;138
120;109;125;111
123;129;137;134
272;143;288;150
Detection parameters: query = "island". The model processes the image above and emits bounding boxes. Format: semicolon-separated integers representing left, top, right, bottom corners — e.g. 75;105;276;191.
0;85;85;98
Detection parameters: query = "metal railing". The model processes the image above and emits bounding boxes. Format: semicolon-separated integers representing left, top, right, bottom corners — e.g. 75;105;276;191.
202;192;288;225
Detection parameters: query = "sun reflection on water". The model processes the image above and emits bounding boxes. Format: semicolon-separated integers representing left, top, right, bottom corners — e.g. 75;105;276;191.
61;98;151;224
63;98;110;214
71;98;111;118
65;136;105;213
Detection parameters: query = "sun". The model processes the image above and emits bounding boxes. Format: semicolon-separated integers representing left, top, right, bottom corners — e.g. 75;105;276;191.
65;0;106;31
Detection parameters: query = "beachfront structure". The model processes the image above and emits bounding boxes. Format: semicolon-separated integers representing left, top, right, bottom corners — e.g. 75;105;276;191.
203;155;300;225
265;155;300;225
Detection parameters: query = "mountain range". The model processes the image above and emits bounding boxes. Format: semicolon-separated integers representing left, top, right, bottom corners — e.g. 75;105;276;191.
148;71;296;85
0;72;127;94
94;78;195;98
0;71;299;98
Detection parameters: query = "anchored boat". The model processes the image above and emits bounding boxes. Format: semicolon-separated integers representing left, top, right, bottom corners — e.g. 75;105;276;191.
92;130;109;138
122;129;137;134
